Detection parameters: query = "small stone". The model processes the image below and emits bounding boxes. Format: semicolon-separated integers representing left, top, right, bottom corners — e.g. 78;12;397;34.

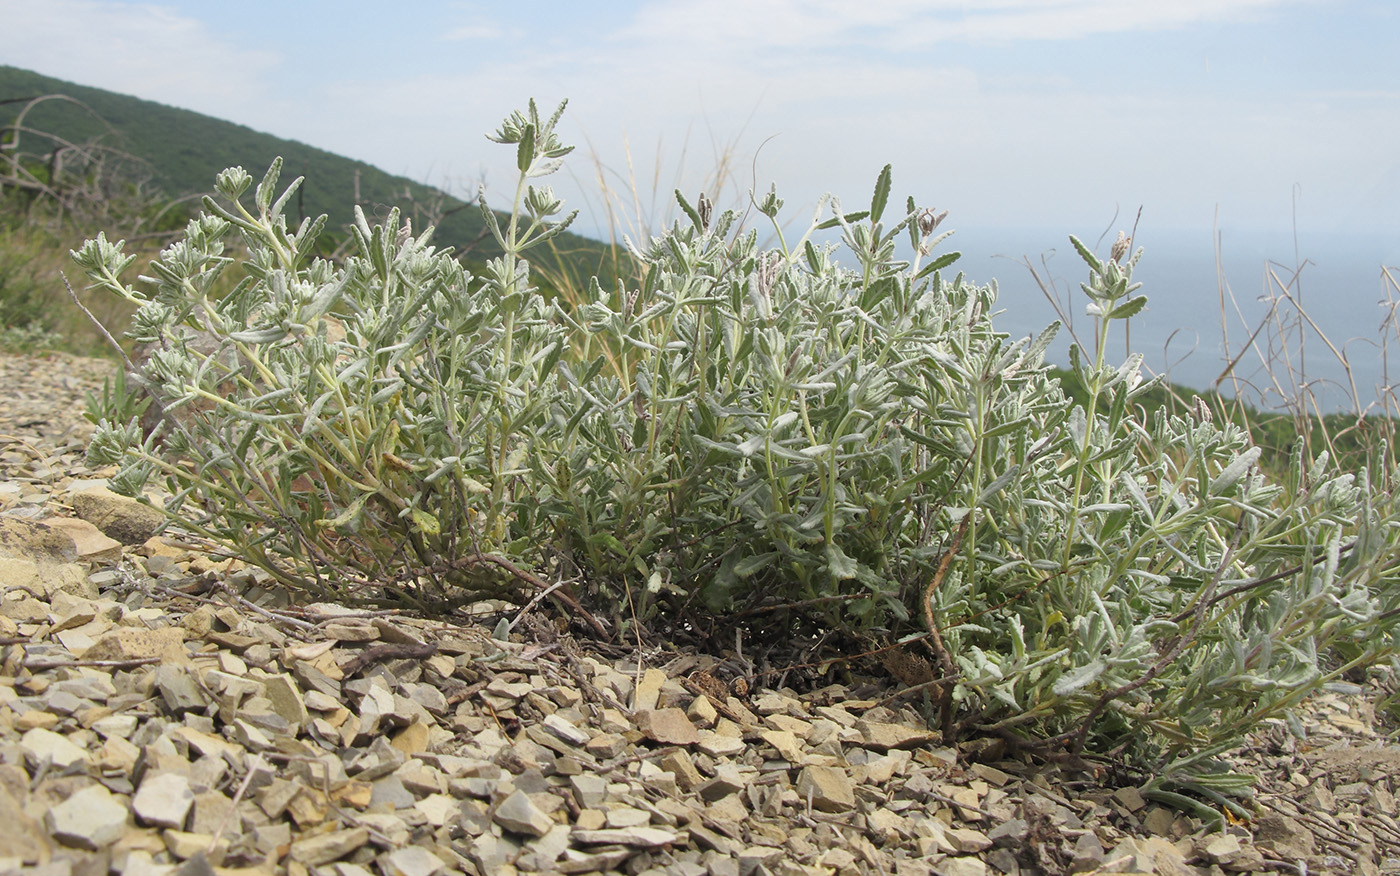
570;774;609;809
706;791;748;822
288;827;370;866
556;848;632;874
1199;833;1243;866
987;818;1029;848
256;779;301;819
397;759;446;795
483;678;533;702
543;712;590;746
863;751;909;784
0;776;47;864
696;730;747;758
14;710;59;731
84;626;189;665
633;668;667;711
584;732;628;759
414;793;458;827
571;826;682;848
687;694;719;729
169;725;241;762
69;486;166;544
390;720;431;755
379;845;445;876
370;774;416;810
286;790;331;829
1253;812;1315;860
133;772;195;829
605;807;652;828
636;708;701;745
324;621;379;642
1070;830;1105;872
1141;806;1175;836
261;673;309;728
164;830;228;863
20;726;89;769
188;790;235;835
946;827;993;854
661;749;705;792
1112;785;1147;812
967;762;1011;786
1137;836;1195;875
305;689;342;712
738;845;785;875
936;858;987;876
45;783;129;849
759;729;804;764
855;718;939;751
41;516;123;562
493;789;555;837
697;769;746;803
867;808;907;840
154;664;208;713
796;765;855;812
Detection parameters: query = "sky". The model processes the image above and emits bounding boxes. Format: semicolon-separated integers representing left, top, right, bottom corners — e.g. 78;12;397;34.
4;0;1400;407
4;0;1398;244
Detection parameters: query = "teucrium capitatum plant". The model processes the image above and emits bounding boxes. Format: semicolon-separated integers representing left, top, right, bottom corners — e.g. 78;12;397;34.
75;101;1400;782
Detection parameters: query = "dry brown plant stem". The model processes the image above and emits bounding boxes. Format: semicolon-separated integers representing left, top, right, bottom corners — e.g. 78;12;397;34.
923;515;971;742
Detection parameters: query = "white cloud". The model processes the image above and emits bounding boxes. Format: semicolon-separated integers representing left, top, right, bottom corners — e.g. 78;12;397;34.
0;0;279;117
3;0;1387;239
617;0;1309;52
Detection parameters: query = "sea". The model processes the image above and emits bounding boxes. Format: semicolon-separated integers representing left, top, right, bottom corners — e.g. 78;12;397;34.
939;227;1400;416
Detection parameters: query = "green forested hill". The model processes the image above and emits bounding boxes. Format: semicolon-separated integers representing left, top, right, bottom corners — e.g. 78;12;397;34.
0;64;610;269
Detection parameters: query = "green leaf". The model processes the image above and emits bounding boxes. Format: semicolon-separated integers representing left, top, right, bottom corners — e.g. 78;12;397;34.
1209;447;1262;495
915;251;962;280
1070;235;1102;274
479;197;507;251
517;124;536;174
675;190;703;231
816;210;870;230
977;466;1020;504
268;175;305;224
254;157;283;215
1108;295;1148;320
870;164;893;224
825;543;860;580
1053;659;1106;695
317;493;371;531
733;552;778;578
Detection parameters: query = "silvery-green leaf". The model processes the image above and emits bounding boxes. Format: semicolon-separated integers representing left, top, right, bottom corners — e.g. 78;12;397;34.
230;326;288;344
1209;447;1262;496
825;543;860;579
1053;660;1106;696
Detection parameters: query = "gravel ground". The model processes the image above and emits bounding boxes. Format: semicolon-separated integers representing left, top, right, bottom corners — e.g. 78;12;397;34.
1;350;1397;876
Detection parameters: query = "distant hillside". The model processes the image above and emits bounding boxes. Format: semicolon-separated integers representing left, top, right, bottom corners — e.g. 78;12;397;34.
0;65;613;274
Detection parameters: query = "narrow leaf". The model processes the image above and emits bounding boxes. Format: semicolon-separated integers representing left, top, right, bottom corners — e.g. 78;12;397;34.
1053;659;1106;696
870;164;893;224
915;251;962;280
517;124;536;174
1108;296;1148;320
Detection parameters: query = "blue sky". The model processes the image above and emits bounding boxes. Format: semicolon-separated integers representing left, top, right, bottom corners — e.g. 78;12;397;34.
3;0;1398;243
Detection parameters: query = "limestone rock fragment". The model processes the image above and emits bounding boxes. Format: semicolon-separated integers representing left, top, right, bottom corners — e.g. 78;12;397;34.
45;784;129;850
